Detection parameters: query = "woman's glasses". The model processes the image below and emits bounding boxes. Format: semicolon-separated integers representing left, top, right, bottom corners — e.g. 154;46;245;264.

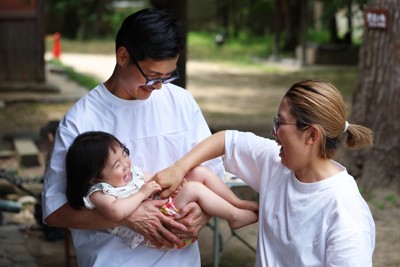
272;117;297;135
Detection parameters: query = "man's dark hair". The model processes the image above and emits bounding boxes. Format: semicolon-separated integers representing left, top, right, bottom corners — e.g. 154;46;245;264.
116;8;185;61
66;131;128;209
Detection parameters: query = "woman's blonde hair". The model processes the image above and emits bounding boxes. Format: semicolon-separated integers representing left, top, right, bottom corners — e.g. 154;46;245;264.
284;80;373;159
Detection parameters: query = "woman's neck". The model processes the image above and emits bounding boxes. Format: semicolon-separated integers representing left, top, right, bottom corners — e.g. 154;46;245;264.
294;159;341;183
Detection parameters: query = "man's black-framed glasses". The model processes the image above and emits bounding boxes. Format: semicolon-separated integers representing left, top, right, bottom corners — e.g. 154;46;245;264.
132;59;179;86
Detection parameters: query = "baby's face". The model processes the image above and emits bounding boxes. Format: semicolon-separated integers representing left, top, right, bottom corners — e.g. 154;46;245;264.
100;145;132;187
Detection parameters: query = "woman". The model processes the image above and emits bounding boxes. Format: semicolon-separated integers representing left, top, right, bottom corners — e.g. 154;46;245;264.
154;80;375;266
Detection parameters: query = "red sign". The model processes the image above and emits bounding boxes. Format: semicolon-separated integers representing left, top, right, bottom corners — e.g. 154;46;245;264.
365;9;390;30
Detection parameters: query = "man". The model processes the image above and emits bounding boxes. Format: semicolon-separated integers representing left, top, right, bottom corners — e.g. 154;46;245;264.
42;8;224;266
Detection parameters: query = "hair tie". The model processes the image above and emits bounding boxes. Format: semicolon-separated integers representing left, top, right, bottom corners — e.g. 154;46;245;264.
343;121;349;133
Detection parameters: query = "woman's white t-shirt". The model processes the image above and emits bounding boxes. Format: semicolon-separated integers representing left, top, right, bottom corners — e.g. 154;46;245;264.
224;130;375;267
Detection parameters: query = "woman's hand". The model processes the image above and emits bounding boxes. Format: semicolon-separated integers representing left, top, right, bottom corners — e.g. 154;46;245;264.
125;199;187;248
152;165;186;199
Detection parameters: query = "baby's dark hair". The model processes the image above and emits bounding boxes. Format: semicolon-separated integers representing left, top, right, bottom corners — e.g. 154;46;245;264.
66;131;129;209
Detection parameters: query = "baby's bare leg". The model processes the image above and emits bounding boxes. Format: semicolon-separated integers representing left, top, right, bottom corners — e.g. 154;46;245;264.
187;166;258;211
173;181;257;229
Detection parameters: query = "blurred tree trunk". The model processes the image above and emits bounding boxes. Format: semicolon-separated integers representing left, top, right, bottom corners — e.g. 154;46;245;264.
299;0;308;66
279;0;301;51
231;0;243;38
337;0;400;192
150;0;188;89
216;0;229;34
344;0;353;45
272;0;283;60
328;11;340;43
61;7;80;38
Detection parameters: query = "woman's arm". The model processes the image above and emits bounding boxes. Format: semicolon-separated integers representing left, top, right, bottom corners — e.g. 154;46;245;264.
153;131;226;198
131;131;226;247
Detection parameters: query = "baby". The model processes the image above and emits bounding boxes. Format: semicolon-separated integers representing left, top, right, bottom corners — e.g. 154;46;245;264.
66;131;258;249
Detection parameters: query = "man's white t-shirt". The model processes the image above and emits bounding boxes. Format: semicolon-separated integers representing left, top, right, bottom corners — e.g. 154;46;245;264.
42;83;224;267
224;130;375;267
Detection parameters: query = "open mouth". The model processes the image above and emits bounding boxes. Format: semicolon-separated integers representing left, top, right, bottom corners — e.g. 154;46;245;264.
124;172;132;182
141;86;156;92
277;144;284;158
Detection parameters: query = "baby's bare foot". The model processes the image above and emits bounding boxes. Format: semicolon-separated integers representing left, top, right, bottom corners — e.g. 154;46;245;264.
228;210;258;229
236;200;259;212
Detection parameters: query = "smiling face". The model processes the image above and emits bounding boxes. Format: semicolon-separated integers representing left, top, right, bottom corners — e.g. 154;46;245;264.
99;144;132;187
128;57;179;100
273;98;311;170
107;47;179;101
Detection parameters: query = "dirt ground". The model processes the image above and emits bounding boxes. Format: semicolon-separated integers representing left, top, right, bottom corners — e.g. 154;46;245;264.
0;60;399;266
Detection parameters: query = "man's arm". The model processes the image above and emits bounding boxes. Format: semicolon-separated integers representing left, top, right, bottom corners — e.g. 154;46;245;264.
44;203;118;230
45;199;188;249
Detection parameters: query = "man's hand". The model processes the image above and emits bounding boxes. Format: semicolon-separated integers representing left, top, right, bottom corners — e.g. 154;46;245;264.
125;199;187;248
171;202;211;240
152;165;186;198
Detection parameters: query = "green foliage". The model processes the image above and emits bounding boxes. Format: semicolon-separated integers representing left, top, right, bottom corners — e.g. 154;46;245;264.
45;38;115;54
48;59;99;90
45;31;358;103
47;59;64;69
307;29;331;44
363;190;399;212
359;186;375;201
188;31;274;64
369;193;399;210
108;11;132;37
292;68;357;102
371;199;385;210
384;194;398;206
312;0;367;45
215;0;275;37
318;0;368;20
45;0;132;39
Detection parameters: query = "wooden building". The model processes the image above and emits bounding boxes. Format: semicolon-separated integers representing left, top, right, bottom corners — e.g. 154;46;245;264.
0;0;45;88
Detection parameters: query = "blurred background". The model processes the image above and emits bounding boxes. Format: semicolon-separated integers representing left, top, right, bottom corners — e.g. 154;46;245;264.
0;0;399;266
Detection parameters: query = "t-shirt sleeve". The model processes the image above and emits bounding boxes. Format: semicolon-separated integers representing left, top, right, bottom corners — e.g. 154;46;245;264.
41;124;77;220
83;184;105;209
325;182;375;267
224;130;280;192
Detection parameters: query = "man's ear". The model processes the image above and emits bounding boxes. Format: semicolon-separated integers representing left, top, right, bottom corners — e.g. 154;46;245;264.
116;46;130;66
306;125;320;145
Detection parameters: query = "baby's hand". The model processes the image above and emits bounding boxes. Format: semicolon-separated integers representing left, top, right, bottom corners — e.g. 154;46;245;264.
140;181;162;199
